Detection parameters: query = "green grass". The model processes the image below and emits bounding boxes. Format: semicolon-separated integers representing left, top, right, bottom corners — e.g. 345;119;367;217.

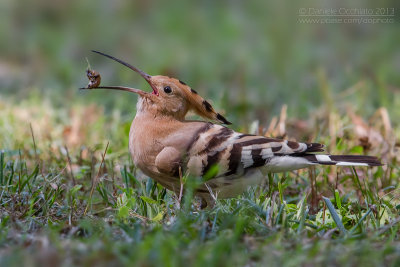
0;99;399;266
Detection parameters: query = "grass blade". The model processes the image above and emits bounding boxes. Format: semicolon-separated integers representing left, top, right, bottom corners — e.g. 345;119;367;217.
334;189;341;209
297;194;308;233
322;196;347;235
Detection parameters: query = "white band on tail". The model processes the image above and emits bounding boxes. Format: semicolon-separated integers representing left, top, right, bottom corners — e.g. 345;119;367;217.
316;155;331;162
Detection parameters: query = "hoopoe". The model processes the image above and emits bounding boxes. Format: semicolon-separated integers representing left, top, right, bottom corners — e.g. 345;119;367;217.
82;51;382;207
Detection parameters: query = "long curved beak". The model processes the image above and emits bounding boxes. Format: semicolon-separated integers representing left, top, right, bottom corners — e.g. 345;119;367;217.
80;85;150;98
90;50;159;95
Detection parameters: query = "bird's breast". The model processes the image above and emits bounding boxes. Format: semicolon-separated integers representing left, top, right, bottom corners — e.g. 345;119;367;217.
129;119;158;170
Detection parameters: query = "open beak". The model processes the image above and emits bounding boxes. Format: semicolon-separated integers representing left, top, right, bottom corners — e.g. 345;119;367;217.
88;50;159;96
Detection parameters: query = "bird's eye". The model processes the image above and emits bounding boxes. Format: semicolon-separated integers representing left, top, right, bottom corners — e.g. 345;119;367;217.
163;86;172;94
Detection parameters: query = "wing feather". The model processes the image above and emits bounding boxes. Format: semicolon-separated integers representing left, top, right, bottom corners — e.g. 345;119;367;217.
186;125;324;178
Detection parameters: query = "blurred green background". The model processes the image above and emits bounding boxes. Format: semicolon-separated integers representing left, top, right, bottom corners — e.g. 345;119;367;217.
1;0;399;125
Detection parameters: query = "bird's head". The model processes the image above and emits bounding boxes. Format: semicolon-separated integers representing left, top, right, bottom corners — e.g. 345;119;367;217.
84;51;231;124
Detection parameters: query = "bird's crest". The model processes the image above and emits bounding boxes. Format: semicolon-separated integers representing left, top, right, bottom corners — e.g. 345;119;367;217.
172;78;231;125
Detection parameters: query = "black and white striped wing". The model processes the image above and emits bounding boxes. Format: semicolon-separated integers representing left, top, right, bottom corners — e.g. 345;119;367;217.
185;124;324;178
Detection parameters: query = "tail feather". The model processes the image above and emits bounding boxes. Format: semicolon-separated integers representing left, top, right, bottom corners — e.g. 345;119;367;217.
301;154;382;167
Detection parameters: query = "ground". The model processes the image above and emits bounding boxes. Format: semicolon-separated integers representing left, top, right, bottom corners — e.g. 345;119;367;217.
0;99;399;266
